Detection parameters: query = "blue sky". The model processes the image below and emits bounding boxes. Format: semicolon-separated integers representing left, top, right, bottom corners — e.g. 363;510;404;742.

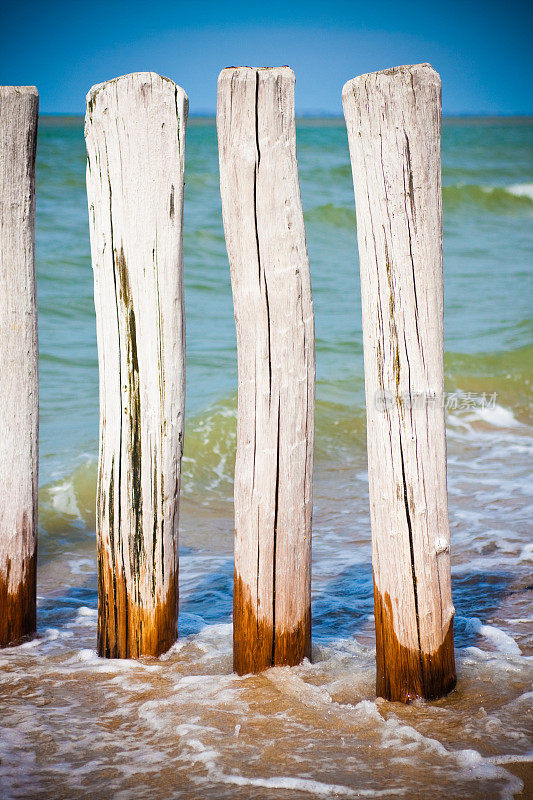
1;0;531;114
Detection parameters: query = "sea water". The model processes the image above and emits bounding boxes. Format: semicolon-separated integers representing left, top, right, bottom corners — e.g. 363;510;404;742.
0;116;532;799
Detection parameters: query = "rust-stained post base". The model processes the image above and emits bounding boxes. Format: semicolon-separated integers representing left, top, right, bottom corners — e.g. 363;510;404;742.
0;87;39;648
217;67;315;675
85;73;188;658
343;65;456;701
374;582;456;702
233;573;312;675
0;551;37;648
97;555;179;658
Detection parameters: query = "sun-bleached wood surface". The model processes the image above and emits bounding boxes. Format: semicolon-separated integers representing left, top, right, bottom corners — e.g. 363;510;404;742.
217;67;315;674
85;72;187;658
0;86;39;647
343;64;455;701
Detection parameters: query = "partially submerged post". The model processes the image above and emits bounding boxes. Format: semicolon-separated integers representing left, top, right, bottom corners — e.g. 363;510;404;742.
85;73;187;658
342;64;456;701
217;67;315;674
0;87;39;647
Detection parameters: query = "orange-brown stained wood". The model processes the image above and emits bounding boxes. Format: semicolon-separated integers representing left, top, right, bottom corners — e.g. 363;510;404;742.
0;551;36;647
233;572;273;675
273;608;311;668
374;580;456;702
97;549;178;659
233;572;311;675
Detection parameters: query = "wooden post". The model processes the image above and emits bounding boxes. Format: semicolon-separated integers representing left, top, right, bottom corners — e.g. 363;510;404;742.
342;64;456;701
85;73;187;658
0;87;39;647
217;67;315;675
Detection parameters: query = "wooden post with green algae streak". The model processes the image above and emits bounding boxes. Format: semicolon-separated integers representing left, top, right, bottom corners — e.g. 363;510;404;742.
85;73;187;658
342;64;456;702
217;67;315;675
0;86;39;648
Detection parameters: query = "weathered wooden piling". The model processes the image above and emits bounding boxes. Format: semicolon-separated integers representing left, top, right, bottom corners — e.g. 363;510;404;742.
342;64;456;701
85;73;187;658
0;87;39;647
217;67;315;674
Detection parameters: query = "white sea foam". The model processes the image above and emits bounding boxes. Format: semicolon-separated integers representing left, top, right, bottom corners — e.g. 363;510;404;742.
458;617;522;656
489;752;533;764
508;182;533;200
49;479;81;517
518;542;533;562
67;557;94;576
474;403;522;428
76;605;97;618
177;728;402;797
475;182;533;201
212;772;397;797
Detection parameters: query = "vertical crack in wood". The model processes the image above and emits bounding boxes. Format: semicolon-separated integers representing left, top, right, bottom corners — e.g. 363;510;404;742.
404;134;417;224
103;163;124;657
152;447;158;598
252;358;257;497
403;329;413;426
256;505;260;640
253;77;261;287
263;276;272;398
398;429;423;675
254;71;261;168
174;86;181;156
253;74;272;397
152;231;165;587
383;237;400;396
271;398;281;665
402;140;422;360
169;185;175;220
301;286;309;512
117;247;144;604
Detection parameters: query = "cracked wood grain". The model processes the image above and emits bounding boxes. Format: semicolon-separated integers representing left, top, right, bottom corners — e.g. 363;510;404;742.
217;67;315;674
0;86;39;647
343;64;456;701
85;72;187;658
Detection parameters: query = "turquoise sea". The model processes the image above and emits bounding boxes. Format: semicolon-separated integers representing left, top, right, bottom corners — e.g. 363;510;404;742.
1;115;532;799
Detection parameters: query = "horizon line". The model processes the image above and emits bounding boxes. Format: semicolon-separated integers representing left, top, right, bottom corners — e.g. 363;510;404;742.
38;111;533;119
